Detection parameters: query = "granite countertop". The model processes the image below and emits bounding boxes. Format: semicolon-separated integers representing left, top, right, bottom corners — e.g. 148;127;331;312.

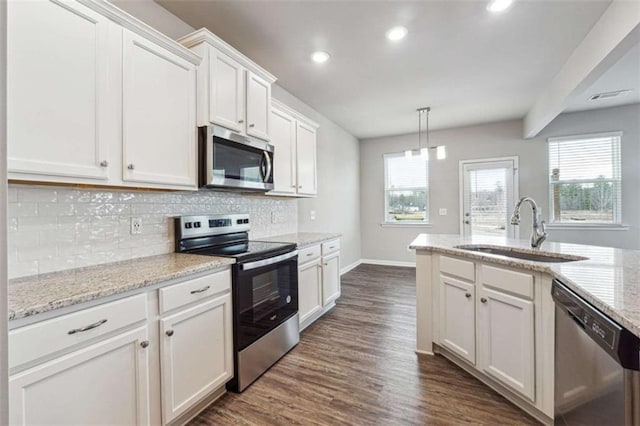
8;253;235;321
410;234;640;337
257;232;342;249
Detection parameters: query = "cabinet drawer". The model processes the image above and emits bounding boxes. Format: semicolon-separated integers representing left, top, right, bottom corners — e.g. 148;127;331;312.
481;265;534;299
299;245;321;264
9;293;147;369
159;269;231;314
440;255;475;282
321;239;340;256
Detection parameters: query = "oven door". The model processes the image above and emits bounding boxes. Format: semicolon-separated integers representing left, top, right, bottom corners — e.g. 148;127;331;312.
202;126;274;191
234;251;298;351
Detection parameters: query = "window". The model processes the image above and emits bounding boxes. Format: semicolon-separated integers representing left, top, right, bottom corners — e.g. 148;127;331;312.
384;152;428;223
548;132;622;225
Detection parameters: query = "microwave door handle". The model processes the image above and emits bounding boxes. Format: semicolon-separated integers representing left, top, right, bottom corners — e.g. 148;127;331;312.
263;151;272;182
259;151;266;181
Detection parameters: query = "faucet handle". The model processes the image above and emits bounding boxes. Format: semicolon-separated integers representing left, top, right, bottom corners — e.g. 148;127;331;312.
540;219;546;234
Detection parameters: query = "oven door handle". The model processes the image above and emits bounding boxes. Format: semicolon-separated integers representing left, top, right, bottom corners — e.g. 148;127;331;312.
241;250;298;271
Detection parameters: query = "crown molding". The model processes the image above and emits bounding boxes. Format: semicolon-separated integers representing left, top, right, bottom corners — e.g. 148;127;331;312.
272;98;320;129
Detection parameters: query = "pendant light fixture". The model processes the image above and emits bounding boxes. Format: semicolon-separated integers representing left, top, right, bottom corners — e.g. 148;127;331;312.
410;107;446;160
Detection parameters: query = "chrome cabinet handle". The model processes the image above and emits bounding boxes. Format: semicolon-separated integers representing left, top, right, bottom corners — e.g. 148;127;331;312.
127;164;135;170
99;160;108;167
166;330;174;337
140;340;149;348
190;285;210;294
249;123;255;128
68;319;108;335
481;297;487;303
238;119;244;124
465;293;472;298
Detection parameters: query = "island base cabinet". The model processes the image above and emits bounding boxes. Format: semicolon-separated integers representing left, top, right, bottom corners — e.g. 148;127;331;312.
9;326;150;426
439;276;476;364
478;287;535;402
160;294;233;424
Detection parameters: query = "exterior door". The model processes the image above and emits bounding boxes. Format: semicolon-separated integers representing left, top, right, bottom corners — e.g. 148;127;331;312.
461;158;518;238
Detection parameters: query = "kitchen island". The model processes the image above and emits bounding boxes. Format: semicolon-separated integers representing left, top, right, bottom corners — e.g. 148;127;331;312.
410;234;640;425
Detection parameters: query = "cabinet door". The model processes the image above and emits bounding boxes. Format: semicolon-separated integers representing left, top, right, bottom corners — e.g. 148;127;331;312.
478;287;535;401
160;293;233;424
122;31;196;188
322;252;340;306
296;121;317;196
9;326;150;426
209;49;245;132
7;0;111;181
299;259;323;325
270;107;297;194
246;72;271;141
439;275;476;364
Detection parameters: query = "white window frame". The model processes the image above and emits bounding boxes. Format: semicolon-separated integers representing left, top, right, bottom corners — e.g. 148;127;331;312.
383;152;430;226
547;131;623;229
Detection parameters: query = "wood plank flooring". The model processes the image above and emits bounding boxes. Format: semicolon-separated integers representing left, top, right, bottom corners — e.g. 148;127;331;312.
190;264;538;425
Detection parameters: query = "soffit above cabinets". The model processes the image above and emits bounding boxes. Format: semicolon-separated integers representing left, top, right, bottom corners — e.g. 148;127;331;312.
158;0;611;138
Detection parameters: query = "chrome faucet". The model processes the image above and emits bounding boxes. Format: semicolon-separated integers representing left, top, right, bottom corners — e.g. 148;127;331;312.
510;197;547;249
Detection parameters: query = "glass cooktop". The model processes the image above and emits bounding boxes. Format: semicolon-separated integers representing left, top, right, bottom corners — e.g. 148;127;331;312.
188;240;295;262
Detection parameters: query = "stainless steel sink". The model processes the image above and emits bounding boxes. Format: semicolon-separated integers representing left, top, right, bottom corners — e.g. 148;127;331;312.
454;245;587;263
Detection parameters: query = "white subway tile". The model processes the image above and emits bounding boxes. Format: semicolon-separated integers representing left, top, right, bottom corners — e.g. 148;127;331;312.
8;203;38;218
18;244;57;262
8;218;18;233
18;187;57;203
58;242;92;256
8;260;39;279
8;186;18;202
8;231;38;249
38;203;76;216
18;216;57;232
39;257;76;274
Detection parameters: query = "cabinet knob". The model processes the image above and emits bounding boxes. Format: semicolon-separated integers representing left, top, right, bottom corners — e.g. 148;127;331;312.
127;164;135;170
166;330;174;337
238;119;244;124
464;220;470;225
140;340;149;348
480;297;487;304
465;293;472;298
322;262;329;266
291;185;297;188
99;160;108;167
249;123;255;128
298;185;302;189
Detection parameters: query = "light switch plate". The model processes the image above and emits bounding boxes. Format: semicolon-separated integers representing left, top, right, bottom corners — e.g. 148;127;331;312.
439;208;448;216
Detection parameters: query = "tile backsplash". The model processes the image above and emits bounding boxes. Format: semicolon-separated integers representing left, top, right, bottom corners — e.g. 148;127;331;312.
7;184;298;279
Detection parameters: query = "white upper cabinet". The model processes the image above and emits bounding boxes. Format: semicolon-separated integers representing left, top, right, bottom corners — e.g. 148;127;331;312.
270;107;297;194
269;100;319;197
7;0;111;182
179;29;276;141
209;49;245;132
7;0;200;190
296;121;318;196
246;71;271;140
122;31;196;188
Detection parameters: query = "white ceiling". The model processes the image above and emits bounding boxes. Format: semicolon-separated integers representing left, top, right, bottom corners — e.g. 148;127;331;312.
565;42;640;113
158;0;612;139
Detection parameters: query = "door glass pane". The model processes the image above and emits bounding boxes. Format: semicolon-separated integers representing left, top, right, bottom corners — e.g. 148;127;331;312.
466;167;509;237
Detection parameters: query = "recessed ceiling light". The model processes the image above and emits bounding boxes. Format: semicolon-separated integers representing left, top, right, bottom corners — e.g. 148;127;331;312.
386;26;408;41
486;0;513;13
311;51;330;64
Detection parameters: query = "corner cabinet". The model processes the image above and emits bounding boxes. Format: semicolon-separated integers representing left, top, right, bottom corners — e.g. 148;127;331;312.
7;0;200;190
269;99;319;197
179;29;276;141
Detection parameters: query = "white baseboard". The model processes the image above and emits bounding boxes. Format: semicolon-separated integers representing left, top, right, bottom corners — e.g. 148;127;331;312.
340;260;361;275
360;259;416;268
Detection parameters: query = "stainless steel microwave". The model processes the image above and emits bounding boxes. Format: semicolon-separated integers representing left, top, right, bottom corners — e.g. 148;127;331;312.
198;126;274;191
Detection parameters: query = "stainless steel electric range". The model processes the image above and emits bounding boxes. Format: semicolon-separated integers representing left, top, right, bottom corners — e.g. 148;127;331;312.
174;214;299;392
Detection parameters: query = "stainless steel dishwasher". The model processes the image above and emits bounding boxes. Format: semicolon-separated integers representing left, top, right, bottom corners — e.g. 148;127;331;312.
553;279;640;425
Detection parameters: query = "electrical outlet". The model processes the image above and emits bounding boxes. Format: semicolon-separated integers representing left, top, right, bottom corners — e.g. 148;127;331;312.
131;217;142;235
439;208;448;216
310;210;316;221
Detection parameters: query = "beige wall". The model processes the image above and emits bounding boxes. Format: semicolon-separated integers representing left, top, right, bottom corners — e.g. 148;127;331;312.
111;0;195;38
271;85;362;269
360;104;640;263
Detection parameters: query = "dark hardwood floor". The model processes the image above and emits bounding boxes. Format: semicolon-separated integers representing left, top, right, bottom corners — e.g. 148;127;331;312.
190;264;538;425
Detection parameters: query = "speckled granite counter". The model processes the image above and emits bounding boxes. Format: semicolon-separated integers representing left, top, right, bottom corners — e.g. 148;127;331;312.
257;232;341;249
8;253;235;321
410;234;640;338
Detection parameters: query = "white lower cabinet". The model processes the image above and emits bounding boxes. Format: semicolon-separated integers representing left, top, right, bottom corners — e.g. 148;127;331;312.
478;287;535;401
321;251;340;306
160;293;233;424
9;325;151;426
439;275;475;364
298;258;323;324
